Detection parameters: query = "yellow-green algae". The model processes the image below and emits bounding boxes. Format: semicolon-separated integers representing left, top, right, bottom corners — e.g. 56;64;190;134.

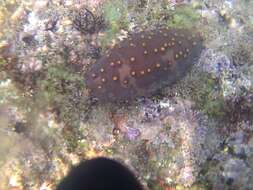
166;5;201;28
99;0;130;49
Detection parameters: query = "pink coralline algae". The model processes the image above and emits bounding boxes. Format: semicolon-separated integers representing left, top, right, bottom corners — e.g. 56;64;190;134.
85;27;204;102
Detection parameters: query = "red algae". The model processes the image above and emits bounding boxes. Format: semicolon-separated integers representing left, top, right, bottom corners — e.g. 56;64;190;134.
85;27;204;102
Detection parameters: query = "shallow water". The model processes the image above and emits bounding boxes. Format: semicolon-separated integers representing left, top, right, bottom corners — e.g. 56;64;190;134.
0;0;253;189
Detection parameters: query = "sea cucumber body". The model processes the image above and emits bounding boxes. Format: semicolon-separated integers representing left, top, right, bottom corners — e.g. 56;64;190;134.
85;27;203;102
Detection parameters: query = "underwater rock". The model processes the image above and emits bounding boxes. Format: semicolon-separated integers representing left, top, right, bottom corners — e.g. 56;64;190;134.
199;49;234;79
85;27;204;102
199;49;253;105
72;8;97;35
205;121;253;190
125;127;141;141
108;97;221;187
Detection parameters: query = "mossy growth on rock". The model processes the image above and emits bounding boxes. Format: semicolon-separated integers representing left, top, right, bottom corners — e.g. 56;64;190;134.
99;0;130;48
98;1;202;51
34;62;91;151
146;179;164;190
39;64;83;102
176;71;227;119
166;5;201;28
190;73;226;118
37;63;89;127
0;57;7;66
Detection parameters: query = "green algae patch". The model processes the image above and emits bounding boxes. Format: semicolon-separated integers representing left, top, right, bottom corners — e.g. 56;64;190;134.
103;0;129;30
191;73;226;118
147;180;164;190
175;71;227;119
99;0;130;49
38;63;89;127
167;5;201;28
0;57;7;66
35;63;91;151
39;64;84;103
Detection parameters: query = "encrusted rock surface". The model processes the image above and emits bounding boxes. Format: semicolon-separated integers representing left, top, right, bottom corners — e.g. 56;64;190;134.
0;0;253;190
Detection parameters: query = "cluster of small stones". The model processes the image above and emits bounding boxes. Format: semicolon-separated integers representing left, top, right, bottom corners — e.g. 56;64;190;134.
85;27;203;102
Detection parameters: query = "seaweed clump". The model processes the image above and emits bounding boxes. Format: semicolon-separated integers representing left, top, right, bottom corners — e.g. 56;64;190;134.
72;8;104;35
38;62;88;126
99;0;130;48
167;5;201;28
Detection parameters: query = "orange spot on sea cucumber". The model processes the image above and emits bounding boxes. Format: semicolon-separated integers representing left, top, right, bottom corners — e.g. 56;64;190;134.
113;76;118;81
131;71;136;76
156;63;161;68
